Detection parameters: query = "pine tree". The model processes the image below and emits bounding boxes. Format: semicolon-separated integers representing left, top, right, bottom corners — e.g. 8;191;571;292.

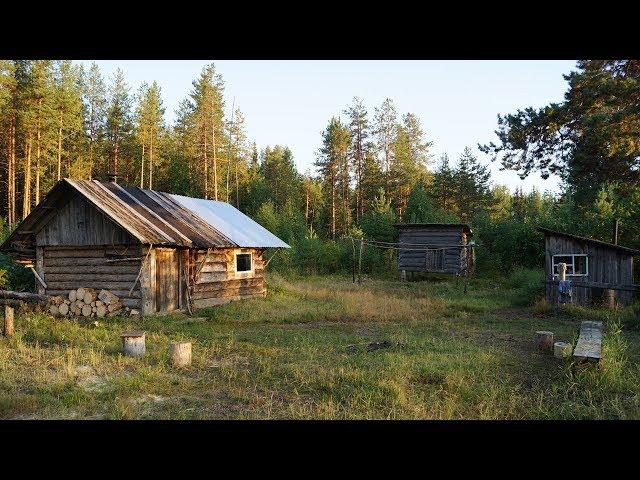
316;117;350;238
105;68;133;181
52;60;84;181
455;147;491;221
262;145;302;212
185;64;225;199
373;98;397;199
226;108;250;207
431;154;457;215
360;149;384;216
82;62;107;179
135;81;165;189
389;113;432;218
344;97;369;221
0;61;18;224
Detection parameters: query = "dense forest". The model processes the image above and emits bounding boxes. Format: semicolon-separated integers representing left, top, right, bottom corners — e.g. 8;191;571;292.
1;60;639;288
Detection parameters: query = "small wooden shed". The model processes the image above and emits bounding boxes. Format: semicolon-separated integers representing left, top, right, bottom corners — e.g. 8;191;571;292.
539;227;639;307
394;223;474;276
0;179;289;315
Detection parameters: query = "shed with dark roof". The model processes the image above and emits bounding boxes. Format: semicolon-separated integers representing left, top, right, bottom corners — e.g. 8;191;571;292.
538;227;639;307
393;223;474;276
1;179;290;315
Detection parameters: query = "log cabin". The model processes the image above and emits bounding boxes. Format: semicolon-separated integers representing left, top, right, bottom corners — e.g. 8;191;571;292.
540;227;639;307
0;178;290;315
394;223;474;276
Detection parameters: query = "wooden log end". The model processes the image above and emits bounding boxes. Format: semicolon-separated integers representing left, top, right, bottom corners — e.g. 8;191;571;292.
534;331;555;352
553;341;572;359
170;341;192;367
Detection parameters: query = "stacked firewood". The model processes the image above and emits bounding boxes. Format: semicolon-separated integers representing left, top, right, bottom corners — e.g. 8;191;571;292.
48;288;138;318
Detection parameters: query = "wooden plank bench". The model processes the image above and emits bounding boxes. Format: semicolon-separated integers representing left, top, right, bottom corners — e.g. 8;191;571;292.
573;321;603;362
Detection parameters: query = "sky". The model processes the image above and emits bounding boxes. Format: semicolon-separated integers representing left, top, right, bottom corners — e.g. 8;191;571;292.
80;60;577;194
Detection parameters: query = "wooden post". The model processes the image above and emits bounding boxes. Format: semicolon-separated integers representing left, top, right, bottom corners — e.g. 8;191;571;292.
121;331;146;357
358;238;364;285
35;246;45;295
534;331;554;352
3;305;14;337
170;341;192;367
140;246;156;316
605;221;618;308
401;269;407;282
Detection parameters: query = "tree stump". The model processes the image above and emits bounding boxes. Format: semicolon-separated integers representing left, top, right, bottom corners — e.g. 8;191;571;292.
534;331;554;352
170;342;192;367
121;331;146;357
3;305;14;337
554;341;573;359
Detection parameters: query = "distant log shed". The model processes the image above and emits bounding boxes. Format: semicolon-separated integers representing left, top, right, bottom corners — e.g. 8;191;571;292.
0;179;290;316
394;223;474;275
539;227;639;307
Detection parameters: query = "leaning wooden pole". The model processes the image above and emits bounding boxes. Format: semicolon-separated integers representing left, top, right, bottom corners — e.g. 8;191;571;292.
0;290;49;304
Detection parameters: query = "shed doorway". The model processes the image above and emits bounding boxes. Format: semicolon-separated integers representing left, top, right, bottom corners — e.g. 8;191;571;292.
156;248;180;312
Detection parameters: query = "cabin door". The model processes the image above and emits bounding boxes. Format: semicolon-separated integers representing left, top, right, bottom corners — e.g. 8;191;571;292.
155;248;180;312
425;249;444;271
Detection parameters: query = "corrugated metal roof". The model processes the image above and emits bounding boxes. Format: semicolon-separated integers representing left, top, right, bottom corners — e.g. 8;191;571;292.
169;194;290;248
538;227;640;255
394;223;473;236
0;179;290;252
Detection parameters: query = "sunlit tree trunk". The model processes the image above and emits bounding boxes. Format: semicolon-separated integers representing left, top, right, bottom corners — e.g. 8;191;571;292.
57;110;63;180
23;137;32;219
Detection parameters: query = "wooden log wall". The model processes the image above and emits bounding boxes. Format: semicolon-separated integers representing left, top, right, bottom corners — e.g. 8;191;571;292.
36;193;136;246
544;235;634;307
42;245;142;309
397;228;464;274
191;248;266;309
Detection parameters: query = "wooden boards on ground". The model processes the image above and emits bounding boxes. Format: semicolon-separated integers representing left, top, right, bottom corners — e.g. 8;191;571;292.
573;320;602;362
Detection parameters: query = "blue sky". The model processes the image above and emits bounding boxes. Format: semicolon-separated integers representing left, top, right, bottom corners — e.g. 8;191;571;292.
81;60;577;194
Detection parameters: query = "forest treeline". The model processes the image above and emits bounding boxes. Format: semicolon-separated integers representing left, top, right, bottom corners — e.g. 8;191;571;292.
2;60;640;286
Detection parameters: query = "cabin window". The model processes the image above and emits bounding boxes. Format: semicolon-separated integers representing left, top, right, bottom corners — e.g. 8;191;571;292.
235;253;253;273
552;254;588;277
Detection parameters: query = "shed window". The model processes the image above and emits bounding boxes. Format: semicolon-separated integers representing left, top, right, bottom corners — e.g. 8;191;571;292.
235;253;252;273
552;254;588;277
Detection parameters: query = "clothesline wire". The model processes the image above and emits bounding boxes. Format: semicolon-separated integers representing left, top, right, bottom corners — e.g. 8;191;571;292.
348;237;473;252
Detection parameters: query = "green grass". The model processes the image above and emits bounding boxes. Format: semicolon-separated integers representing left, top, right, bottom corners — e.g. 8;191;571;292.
2;269;640;419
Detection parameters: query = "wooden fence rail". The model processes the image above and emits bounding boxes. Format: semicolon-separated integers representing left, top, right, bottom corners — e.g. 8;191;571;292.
544;280;640;293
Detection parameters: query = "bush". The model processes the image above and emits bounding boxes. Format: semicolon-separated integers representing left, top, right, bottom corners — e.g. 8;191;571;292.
507;267;545;306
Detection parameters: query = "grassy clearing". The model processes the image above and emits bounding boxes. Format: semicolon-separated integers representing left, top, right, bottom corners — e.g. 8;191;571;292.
2;269;640;419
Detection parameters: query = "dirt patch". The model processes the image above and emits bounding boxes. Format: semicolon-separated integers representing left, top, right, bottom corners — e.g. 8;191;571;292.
77;375;109;392
10;413;40;420
131;394;167;405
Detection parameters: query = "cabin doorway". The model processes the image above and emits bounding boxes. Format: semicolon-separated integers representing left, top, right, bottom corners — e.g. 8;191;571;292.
155;248;180;312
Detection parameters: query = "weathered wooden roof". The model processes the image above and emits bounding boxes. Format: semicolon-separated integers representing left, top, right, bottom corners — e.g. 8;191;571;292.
538;227;640;255
1;179;290;253
394;223;473;236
